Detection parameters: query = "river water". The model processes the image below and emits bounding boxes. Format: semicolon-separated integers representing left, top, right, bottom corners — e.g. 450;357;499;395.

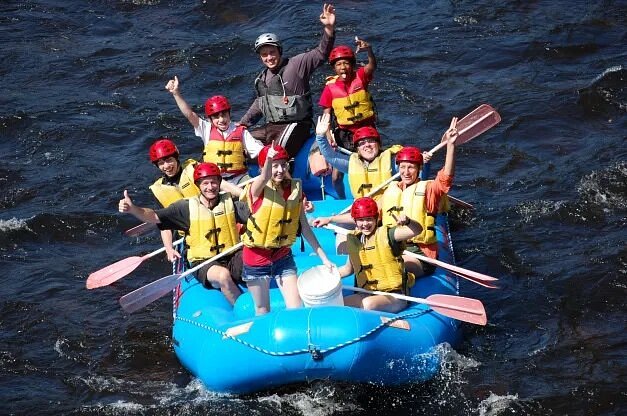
1;1;625;415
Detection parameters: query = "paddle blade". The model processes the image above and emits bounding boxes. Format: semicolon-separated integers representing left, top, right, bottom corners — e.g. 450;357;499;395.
456;104;501;145
86;256;143;289
455;272;500;289
426;294;487;326
118;273;182;313
447;195;474;210
124;222;157;238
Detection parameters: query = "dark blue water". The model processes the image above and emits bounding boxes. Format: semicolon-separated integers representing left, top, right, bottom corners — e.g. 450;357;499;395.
1;1;625;414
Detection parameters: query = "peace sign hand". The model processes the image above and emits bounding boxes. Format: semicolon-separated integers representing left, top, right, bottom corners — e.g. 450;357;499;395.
442;117;458;145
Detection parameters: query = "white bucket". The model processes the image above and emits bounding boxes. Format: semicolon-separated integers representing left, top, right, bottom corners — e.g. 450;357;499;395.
297;265;344;307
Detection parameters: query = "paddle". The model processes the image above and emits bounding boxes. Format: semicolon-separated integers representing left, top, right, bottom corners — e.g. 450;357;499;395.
124;176;258;238
402;250;499;289
427;104;501;156
125;221;158;237
323;223;499;289
447;195;473;210
85;237;185;289
118;242;244;313
344;286;487;325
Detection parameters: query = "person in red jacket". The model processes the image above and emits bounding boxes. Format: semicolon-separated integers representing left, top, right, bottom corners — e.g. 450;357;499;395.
318;38;377;197
319;37;378;151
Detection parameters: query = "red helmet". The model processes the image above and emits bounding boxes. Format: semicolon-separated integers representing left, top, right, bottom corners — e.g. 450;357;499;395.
352;126;381;144
258;144;289;167
351;197;379;220
149;138;179;162
329;45;355;65
204;95;231;117
396;146;423;166
193;162;222;183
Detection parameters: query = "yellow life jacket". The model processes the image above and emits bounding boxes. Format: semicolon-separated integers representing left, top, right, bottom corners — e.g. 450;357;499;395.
186;194;240;263
347;145;402;199
203;125;247;175
325;74;376;127
380;181;405;226
149;159;199;208
240;179;302;249
346;226;414;293
381;180;449;245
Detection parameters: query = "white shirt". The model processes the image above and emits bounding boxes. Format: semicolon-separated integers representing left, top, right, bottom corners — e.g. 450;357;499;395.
194;119;263;158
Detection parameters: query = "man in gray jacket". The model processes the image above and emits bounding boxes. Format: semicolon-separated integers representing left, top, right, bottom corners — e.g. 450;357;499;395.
239;3;336;158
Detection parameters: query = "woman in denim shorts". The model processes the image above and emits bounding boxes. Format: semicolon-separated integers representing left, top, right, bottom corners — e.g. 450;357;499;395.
240;143;334;316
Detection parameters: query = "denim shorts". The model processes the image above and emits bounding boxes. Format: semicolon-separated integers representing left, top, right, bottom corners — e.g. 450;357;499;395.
242;253;298;282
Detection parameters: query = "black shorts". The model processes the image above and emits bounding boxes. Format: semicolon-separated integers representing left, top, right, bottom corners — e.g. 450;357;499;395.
405;244;437;275
249;120;313;158
192;248;244;288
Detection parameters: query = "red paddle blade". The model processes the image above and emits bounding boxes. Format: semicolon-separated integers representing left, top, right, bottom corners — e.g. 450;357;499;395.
119;273;182;313
426;294;487;326
447;195;474;210
86;256;143;289
456;104;501;145
124;222;157;238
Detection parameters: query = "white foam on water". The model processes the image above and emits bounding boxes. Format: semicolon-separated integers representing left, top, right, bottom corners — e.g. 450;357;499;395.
438;343;481;378
578;162;627;211
515;200;566;223
258;383;361;416
478;392;520;416
0;217;31;232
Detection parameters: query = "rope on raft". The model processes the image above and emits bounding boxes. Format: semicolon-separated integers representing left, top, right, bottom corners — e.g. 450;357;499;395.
174;308;433;360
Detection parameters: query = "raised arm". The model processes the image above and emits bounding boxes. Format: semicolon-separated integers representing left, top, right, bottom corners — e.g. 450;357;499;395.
441;117;458;177
391;213;423;242
355;37;377;77
165;76;200;129
315;113;350;172
118;190;161;223
249;141;277;198
319;4;336;41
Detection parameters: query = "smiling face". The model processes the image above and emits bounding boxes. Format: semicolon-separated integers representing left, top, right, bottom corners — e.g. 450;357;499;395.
355;216;377;236
196;176;221;203
209;110;231;131
258;45;282;70
271;159;289;183
156;156;180;178
333;59;354;79
398;161;420;186
356;138;380;162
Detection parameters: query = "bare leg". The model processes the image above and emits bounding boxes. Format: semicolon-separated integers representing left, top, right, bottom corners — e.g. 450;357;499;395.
344;293;368;308
246;278;271;315
362;294;407;313
403;254;425;278
276;274;302;309
206;264;242;305
331;168;346;199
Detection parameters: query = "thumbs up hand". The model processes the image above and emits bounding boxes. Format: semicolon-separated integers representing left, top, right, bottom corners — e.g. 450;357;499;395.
118;190;134;213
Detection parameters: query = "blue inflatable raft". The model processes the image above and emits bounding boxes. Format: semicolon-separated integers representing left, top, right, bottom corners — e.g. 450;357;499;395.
170;202;462;394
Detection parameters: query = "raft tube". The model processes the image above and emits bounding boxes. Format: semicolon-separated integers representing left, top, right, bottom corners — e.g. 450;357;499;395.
171;198;462;394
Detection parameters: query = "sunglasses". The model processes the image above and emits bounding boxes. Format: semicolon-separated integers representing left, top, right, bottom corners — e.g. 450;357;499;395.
357;138;378;147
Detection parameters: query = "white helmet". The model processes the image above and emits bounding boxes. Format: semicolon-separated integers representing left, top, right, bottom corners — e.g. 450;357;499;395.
254;33;282;53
